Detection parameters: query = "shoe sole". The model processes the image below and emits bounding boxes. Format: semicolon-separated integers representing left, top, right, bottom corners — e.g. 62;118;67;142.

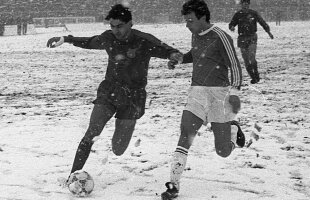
161;192;178;200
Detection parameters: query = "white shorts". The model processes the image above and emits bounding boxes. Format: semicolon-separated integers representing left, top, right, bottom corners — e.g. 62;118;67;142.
184;86;237;124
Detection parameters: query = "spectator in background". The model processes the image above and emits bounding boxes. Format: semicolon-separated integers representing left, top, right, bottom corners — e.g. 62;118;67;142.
22;15;28;35
0;14;5;36
44;18;49;28
16;15;22;35
276;9;281;26
229;0;274;84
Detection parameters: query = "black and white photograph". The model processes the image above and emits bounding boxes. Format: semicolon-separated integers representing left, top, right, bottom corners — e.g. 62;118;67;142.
0;0;309;199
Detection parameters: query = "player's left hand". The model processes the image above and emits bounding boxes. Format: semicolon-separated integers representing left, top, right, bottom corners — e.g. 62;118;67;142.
268;32;274;39
47;37;64;48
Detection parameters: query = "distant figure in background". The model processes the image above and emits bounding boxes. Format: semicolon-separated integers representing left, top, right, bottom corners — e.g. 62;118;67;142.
44;18;49;28
22;15;28;35
0;14;5;36
229;0;274;84
60;23;69;31
16;15;22;35
276;9;281;26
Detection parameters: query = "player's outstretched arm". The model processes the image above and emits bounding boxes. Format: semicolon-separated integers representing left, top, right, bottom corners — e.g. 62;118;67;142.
47;35;105;49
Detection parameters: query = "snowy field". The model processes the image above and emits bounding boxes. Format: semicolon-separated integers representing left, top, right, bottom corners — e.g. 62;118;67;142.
0;21;310;200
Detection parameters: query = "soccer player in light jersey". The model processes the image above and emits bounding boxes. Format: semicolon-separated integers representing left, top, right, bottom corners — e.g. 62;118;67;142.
161;1;245;199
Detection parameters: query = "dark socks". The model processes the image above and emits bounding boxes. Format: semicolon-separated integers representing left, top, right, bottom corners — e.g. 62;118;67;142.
252;62;260;82
246;65;256;81
70;138;94;174
247;62;260;84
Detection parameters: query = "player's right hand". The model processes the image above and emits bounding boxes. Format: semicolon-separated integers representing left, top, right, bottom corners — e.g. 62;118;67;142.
47;37;64;48
168;52;183;70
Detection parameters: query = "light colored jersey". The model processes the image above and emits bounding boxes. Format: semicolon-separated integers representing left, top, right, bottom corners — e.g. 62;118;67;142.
183;25;242;88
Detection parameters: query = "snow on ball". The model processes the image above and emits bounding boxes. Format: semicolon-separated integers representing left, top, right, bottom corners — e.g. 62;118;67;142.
68;171;94;197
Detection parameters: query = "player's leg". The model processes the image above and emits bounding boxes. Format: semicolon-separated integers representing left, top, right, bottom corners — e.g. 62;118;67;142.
162;110;203;199
210;87;245;157
211;122;234;157
70;104;115;174
240;47;255;82
211;120;245;157
172;110;203;183
112;119;136;156
111;87;146;155
249;41;259;83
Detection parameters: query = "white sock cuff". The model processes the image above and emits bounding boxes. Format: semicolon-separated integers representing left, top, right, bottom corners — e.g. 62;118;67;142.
175;146;188;155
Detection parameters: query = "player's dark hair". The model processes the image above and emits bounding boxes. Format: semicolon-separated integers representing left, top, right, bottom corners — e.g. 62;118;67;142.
181;0;210;22
105;4;132;23
241;0;250;4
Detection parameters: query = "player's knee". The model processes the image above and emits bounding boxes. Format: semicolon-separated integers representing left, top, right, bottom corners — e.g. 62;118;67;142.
216;149;231;158
215;144;232;158
84;127;102;140
112;145;127;156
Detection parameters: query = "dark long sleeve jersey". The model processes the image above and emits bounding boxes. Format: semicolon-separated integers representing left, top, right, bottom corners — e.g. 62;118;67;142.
229;9;270;37
182;26;242;88
66;29;179;88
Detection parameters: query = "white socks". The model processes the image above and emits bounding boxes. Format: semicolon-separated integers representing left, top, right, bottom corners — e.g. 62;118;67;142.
170;146;188;190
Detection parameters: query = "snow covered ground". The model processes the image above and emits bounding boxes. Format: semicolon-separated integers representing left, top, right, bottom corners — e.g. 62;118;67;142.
0;21;310;200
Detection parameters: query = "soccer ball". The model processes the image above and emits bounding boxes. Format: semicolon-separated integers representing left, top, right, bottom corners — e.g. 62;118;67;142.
67;171;94;197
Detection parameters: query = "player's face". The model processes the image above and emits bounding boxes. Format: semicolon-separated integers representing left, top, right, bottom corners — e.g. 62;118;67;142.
110;19;132;41
184;12;205;34
241;2;250;9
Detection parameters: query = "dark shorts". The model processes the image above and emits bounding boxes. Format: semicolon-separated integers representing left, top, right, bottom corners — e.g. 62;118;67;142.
237;34;257;48
93;80;147;119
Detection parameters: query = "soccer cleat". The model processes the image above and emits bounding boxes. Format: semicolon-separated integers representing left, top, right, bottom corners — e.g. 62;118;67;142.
57;176;71;188
161;182;179;200
231;120;245;148
250;78;260;84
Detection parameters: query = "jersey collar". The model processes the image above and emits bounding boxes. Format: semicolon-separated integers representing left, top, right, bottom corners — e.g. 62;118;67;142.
198;24;215;36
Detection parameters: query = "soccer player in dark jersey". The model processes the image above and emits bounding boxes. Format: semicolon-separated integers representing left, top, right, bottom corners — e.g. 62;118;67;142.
229;0;274;84
47;4;182;183
161;1;245;199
